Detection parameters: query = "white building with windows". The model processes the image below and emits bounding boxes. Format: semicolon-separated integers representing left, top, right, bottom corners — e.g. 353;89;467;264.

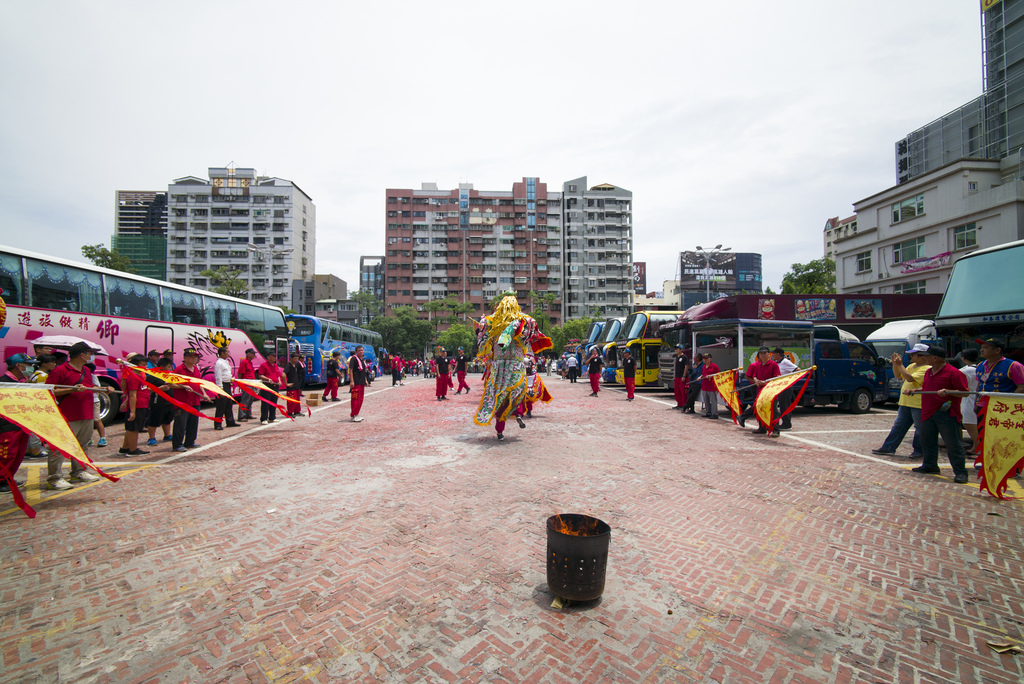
837;157;1024;294
562;177;633;319
165;166;315;311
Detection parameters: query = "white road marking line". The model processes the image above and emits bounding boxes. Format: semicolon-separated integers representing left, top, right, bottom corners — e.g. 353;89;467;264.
788;430;891;434
780;433;908;467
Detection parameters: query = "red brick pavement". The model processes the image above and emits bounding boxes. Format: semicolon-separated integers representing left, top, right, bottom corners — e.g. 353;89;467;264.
1;376;1023;683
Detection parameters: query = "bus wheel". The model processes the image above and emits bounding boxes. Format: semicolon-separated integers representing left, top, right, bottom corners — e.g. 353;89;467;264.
96;380;120;426
849;388;872;415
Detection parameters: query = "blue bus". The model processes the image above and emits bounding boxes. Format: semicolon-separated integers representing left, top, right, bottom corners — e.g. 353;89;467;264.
285;315;384;383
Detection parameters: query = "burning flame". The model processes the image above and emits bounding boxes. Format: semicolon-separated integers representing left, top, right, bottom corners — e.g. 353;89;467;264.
549;514;601;537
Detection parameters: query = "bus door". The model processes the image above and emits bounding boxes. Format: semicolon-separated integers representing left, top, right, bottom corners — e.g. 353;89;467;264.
275;338;289;367
145;325;174;359
642;341;660;385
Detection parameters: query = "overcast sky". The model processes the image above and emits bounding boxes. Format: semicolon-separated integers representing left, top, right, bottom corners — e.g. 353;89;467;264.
0;0;983;297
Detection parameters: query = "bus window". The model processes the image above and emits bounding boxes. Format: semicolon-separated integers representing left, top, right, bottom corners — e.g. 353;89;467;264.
329;323;343;342
289;318;316;338
204;296;238;329
106;275;160;319
648;315;678;337
644;344;659;369
25;258;103;313
237;302;268;349
263;309;288;341
162;288;205;324
0;253;24;305
341;328;353;342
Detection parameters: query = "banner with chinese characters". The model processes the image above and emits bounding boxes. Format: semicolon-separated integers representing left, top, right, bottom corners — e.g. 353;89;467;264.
754;368;815;430
978;397;1024;500
900;251;950;274
712;368;741;420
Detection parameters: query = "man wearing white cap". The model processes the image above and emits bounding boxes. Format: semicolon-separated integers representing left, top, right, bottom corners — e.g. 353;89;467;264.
871;343;930;457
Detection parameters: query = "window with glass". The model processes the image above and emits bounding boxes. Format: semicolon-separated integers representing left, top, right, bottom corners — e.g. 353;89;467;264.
856;251;871;273
0;253;24;305
162;288;205;324
25;258;103;313
106;275;160;319
891;194;924;223
954;223;977;250
893;280;926;294
892;237;925;264
204;296;238;328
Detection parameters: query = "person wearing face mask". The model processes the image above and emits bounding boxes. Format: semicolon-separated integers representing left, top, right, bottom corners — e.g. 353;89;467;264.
45;343;109;490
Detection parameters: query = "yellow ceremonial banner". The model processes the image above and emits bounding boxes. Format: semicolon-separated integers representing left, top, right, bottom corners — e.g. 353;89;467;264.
234;378;290;405
713;370;741;418
979;397;1024;500
0;387;89;465
140;367;231;399
754;368;814;429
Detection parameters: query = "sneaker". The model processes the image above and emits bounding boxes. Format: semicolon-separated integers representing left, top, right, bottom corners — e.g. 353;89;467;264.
47;478;74;491
173;446;187;453
184;443;200;448
97;438;107;447
516;416;526;429
953;473;970;484
908;452;924;459
738;415;746;428
261;420;269;425
331;398;340;402
911;466;941;474
163;436;173;442
70;472;100;483
871;449;895;456
213;426;224;431
128;449;150;456
147;438;158;446
118;448;131;454
496;433;504;441
87;440;94;446
526;411;533;418
351;416;363;422
754;428;767;434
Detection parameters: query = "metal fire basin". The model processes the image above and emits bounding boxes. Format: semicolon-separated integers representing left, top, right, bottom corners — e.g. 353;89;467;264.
546;514;611;601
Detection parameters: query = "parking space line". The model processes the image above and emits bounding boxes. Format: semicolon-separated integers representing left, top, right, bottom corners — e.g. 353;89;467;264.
1;463;160;518
779;433;906;467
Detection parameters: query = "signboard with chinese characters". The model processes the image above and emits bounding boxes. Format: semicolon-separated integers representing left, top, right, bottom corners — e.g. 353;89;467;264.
900;251;950;274
794;298;837;321
632;262;647;295
845;298;883;320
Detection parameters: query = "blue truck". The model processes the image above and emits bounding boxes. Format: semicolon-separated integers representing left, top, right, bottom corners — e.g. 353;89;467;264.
690;319;887;414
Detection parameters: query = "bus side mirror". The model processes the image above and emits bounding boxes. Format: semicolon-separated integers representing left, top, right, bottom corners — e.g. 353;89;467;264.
874;356;885;368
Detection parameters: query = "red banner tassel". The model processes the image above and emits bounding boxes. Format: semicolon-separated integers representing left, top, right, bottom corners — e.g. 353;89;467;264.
0;431;36;518
233;382;295;422
122;366;221;423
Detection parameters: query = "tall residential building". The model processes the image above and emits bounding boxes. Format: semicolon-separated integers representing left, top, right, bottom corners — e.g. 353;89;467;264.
111;191;168;280
383;179;566;327
562;177;634;320
165;167;315;310
896;0;1024;183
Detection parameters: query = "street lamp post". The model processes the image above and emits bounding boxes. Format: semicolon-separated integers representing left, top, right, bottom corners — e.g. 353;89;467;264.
694;244;731;302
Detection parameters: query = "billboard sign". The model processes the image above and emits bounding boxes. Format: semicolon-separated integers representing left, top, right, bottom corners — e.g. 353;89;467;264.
632;262;647;295
794;298;838;321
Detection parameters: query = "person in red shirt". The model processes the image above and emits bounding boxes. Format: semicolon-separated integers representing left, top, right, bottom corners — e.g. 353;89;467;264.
908;346;970;484
699;353;721;418
348;345;370;422
118;353;150;457
47;342;108;490
171;349;206;452
236;348;257;420
738;347;781;435
257;351;285;425
0;353;34;495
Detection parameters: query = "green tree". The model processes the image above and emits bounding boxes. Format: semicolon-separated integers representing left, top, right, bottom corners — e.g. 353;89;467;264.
437;323;476;355
81;244;136;274
549;316;596;355
200;266;248;298
424;296;475;331
350;289;384;323
780;258;836;294
368;306;433;357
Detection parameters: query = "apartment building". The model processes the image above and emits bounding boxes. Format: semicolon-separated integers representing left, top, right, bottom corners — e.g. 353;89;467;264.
562;177;634;320
111;190;168;280
823;215;856;261
165;167;315;310
383;179;565;327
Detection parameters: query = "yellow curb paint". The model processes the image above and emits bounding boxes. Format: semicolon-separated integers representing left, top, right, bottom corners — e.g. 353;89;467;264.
0;463;160;518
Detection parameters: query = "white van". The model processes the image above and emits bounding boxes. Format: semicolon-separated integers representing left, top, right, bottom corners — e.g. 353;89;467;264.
865;320;938;401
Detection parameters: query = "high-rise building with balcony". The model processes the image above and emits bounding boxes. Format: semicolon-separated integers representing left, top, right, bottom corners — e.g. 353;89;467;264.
382;179;567;327
111;190;168;280
165;167;315;310
562;177;634;319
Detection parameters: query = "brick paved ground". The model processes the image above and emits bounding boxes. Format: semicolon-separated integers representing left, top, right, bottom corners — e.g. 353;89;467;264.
2;375;1023;683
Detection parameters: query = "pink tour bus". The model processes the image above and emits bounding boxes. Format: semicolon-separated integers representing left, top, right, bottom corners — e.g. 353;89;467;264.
0;244;290;423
